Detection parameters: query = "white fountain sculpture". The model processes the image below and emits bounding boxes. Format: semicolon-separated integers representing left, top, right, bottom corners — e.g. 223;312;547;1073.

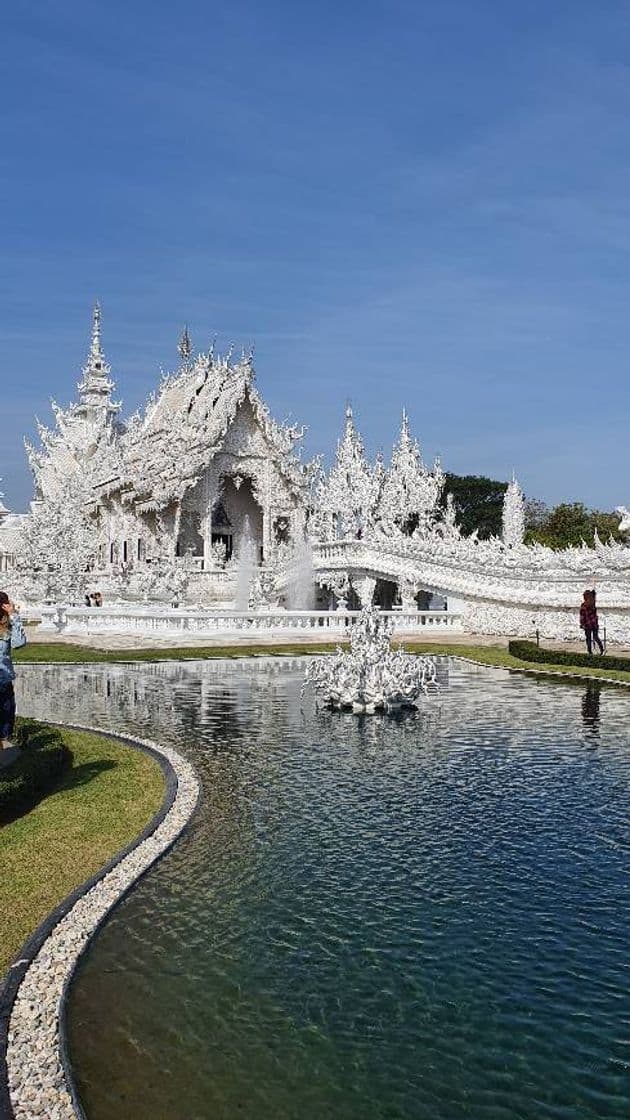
285;533;315;610
304;607;438;714
234;516;257;609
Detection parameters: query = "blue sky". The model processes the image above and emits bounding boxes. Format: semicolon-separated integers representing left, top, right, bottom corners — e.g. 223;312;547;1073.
3;0;630;511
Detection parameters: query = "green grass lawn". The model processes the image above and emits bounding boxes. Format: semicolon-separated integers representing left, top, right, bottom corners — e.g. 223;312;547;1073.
0;726;165;973
15;640;343;662
14;636;630;684
405;641;630;685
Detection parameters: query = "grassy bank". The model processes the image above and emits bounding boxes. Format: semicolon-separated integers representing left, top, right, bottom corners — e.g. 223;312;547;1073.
15;640;343;663
14;637;630;684
0;724;165;973
405;641;630;685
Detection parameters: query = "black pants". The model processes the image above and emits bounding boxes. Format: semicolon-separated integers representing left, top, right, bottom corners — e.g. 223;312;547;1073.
0;683;16;739
584;627;604;655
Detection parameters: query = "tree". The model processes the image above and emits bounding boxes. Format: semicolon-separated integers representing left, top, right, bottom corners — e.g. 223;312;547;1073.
440;474;508;538
524;497;548;532
525;503;625;550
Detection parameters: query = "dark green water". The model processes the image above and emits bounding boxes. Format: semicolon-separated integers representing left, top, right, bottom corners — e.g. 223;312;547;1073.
17;661;630;1119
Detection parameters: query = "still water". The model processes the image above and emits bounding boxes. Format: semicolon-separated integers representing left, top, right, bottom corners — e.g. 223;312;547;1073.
16;660;630;1120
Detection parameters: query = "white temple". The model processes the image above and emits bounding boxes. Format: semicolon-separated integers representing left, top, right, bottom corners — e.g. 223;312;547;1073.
0;489;26;575
4;305;630;641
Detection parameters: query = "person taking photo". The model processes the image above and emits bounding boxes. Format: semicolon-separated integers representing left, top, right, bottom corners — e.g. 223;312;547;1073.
0;591;27;759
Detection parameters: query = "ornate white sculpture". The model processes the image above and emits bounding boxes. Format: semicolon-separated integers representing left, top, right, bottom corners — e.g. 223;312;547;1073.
0;484;27;575
313;405;377;540
378;410;444;537
303;607;438;713
7;305;630;644
15;477;97;602
502;474;525;547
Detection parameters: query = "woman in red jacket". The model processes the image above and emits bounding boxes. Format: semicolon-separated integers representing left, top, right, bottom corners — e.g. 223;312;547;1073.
579;589;604;655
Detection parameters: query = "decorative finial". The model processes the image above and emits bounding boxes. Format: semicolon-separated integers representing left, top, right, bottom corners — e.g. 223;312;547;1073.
90;301;103;364
78;302;117;408
178;325;192;363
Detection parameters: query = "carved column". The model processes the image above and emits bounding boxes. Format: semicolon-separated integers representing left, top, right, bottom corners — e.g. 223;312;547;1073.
398;578;418;611
262;507;271;561
202;471;216;570
353;575;376;608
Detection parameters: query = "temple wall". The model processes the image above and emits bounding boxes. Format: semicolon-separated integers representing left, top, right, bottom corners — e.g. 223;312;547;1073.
463;599;630;642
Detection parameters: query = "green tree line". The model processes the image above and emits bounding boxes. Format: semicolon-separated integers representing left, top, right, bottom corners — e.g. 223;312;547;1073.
442;474;624;548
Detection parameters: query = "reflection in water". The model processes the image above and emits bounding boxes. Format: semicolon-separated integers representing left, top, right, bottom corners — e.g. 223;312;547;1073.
581;681;601;735
14;660;630;1120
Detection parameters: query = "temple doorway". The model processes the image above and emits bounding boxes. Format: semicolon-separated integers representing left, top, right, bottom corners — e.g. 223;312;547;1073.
216;476;264;563
176;508;203;558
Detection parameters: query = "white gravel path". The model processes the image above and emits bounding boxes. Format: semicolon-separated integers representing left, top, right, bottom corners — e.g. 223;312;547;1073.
4;727;200;1120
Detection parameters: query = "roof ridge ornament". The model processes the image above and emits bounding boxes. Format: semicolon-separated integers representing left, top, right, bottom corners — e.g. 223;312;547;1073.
91;301;103;362
178;324;192;364
77;302;118;409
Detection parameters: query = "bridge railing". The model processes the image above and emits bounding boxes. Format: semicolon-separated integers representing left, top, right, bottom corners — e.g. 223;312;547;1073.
39;606;463;637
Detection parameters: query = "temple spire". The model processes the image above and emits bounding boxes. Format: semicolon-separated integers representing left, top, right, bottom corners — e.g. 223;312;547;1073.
502;473;525;547
77;302;119;419
178;324;192;363
90;301;103;363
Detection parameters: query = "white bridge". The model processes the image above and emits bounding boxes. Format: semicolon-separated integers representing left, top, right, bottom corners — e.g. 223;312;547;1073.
311;535;630;642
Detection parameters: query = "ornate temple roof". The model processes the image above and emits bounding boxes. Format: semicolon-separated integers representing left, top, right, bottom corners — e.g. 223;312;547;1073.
26;304;123;503
24;309;313;514
100;345;311;511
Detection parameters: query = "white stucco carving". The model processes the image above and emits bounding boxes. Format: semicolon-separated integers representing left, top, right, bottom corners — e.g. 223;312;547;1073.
5;307;630;642
502;474;525;547
303;606;438;712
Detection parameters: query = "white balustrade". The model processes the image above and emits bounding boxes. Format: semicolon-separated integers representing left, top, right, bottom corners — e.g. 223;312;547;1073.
39;605;463;638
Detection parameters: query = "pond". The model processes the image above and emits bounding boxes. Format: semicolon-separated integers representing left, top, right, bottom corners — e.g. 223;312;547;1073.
16;659;630;1120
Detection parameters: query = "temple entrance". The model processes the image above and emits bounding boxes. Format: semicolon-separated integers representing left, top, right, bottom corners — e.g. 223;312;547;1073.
211;501;233;561
215;476;264;563
176;508;203;558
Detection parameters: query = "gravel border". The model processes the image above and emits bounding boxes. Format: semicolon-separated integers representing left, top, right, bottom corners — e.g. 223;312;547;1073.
0;721;200;1120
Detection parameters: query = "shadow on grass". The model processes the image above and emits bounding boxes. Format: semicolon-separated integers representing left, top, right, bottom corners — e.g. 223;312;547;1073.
58;758;118;791
0;756;119;826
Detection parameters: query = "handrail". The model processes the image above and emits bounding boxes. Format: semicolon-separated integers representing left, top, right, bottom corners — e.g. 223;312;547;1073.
39;605;463;635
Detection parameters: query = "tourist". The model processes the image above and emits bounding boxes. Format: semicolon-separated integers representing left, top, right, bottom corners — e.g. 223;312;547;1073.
85;593;92;607
579;589;604;655
95;591;103;607
0;591;27;760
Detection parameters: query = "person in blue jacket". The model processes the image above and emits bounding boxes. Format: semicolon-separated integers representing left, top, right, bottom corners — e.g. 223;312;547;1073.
0;591;27;753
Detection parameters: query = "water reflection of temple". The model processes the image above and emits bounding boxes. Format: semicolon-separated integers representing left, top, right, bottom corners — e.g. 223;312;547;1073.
16;659;310;749
16;659;621;763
